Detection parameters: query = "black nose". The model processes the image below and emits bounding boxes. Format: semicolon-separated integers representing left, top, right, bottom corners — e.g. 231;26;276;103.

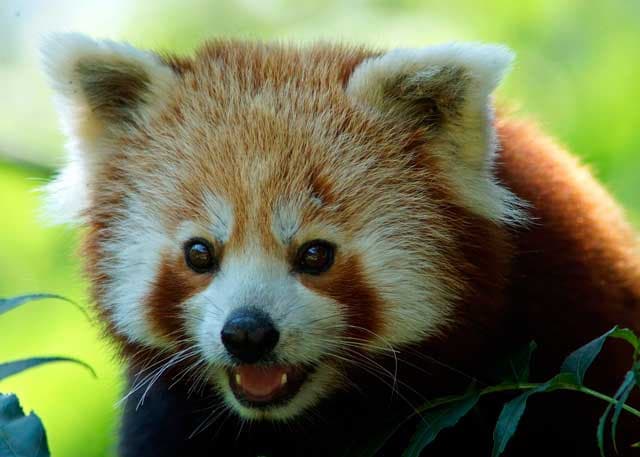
221;308;280;363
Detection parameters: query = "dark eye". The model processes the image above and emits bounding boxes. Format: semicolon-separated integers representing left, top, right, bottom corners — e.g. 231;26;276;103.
184;238;216;273
295;240;335;275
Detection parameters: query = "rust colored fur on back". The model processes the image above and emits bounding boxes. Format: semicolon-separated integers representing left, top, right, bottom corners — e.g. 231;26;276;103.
498;118;640;346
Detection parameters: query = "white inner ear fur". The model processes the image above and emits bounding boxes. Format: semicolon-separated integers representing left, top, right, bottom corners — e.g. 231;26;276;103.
40;33;178;224
346;43;528;226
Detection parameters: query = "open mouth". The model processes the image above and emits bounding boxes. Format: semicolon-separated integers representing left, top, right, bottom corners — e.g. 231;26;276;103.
228;364;313;408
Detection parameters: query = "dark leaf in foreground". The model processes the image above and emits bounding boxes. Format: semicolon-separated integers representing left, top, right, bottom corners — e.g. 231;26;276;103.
0;357;96;381
402;387;481;457
597;400;612;457
611;370;637;454
610;328;640;354
348;393;467;457
492;380;553;457
0;293;88;320
595;370;635;457
0;393;50;457
560;327;617;385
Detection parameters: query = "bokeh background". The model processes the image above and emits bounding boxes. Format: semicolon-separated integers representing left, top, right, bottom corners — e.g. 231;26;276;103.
1;0;639;455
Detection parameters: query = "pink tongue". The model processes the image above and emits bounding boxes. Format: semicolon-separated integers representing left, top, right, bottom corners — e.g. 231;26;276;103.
237;365;285;397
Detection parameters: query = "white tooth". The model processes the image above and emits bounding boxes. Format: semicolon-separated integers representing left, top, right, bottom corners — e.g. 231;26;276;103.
235;373;242;386
281;373;288;386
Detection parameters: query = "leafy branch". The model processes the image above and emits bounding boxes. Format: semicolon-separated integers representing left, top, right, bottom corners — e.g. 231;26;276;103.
0;293;95;457
358;326;640;457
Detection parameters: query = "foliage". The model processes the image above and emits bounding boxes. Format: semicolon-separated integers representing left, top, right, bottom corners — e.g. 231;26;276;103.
0;294;94;457
0;294;89;321
0;394;49;457
402;387;481;457
355;327;640;456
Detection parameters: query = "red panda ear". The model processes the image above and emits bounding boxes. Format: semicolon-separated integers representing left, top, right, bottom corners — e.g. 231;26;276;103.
346;43;525;226
40;33;179;225
346;43;513;159
41;33;178;140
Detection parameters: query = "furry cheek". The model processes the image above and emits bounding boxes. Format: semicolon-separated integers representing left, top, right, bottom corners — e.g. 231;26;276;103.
298;253;384;344
144;250;214;345
276;288;347;365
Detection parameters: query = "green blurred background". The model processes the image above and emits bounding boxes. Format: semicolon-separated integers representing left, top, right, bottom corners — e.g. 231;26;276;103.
1;0;638;455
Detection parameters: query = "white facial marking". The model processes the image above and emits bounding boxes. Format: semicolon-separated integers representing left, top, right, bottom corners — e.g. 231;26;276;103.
271;199;302;245
203;193;234;243
104;194;234;348
101;195;173;347
310;193;324;208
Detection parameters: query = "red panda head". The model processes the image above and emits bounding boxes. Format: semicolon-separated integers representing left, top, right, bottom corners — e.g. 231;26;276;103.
42;34;524;420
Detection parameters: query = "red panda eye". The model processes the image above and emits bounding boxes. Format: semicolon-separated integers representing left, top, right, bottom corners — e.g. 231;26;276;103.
184;238;216;273
295;240;335;275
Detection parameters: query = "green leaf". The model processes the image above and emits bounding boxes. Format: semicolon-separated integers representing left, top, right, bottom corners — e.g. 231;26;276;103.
0;294;88;320
349;393;467;457
597;401;612;457
0;393;50;457
492;380;553;457
491;341;537;384
560;327;618;385
402;388;481;457
595;370;636;457
611;370;637;454
0;357;96;381
610;328;640;354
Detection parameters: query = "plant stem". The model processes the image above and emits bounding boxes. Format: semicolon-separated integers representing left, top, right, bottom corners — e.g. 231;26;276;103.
546;383;640;418
419;382;640;419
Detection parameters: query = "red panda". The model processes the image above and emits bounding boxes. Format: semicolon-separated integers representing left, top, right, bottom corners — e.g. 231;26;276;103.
41;34;640;456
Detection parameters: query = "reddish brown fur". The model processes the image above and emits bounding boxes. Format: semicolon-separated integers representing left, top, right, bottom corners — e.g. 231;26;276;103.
498;119;640;340
62;40;640;455
145;252;213;341
497;119;640;379
300;254;384;339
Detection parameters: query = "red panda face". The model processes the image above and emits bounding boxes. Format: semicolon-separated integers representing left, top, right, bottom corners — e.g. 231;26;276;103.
42;36;524;420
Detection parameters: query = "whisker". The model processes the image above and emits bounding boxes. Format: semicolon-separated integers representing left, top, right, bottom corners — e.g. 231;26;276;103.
322;347;426;419
189;402;231;439
136;350;198;409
